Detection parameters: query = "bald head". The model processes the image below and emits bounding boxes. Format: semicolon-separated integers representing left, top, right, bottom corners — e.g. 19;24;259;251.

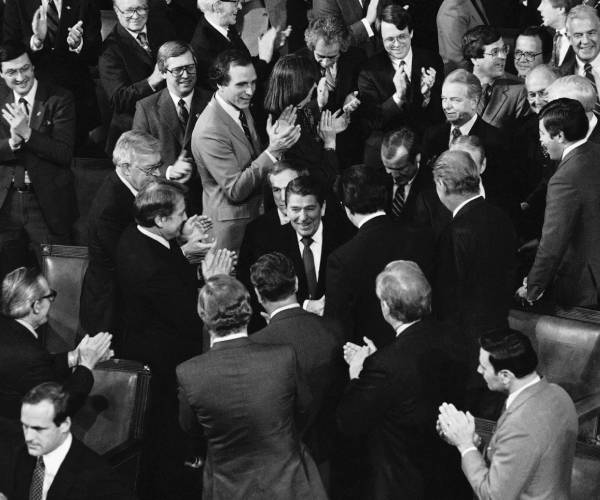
525;64;559;114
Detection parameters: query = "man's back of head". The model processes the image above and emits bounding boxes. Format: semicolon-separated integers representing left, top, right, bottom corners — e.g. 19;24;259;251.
335;165;389;220
433;150;481;212
250;252;297;310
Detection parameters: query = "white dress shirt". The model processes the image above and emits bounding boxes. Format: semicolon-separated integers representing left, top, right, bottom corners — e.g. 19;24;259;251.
211;331;248;347
390;47;413;77
357;211;386;228
449;113;478;146
505;375;541;409
41;433;73;500
452;194;482;218
16;318;38;339
169;90;194;117
296;221;323;278
270;302;301;319
395;319;420;337
561;138;587;160
137;225;170;249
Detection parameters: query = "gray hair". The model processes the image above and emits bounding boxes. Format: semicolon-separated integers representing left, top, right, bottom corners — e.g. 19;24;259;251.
112;130;160;169
198;275;252;335
566;4;600;33
1;267;47;319
433;149;480;196
444;69;483;101
547;75;597;113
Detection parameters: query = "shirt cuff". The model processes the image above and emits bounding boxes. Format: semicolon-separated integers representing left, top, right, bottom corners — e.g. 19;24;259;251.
165;165;174;180
302;299;309;310
393;93;402;106
8;138;22;150
30;35;43;52
361;18;374;38
460;446;478;457
265;150;279;163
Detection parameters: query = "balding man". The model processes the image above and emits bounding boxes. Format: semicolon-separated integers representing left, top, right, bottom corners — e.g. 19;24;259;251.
338;260;463;500
434;150;516;419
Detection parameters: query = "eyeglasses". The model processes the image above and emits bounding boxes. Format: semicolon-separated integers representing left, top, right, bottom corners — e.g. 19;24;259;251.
4;64;32;77
483;44;509;58
133;162;162;177
114;5;149;17
37;289;57;303
383;34;411;45
220;0;242;3
165;64;196;78
514;50;542;62
527;89;548;100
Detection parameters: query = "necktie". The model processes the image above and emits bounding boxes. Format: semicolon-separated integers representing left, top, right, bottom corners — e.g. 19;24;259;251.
137;32;151;54
12;98;29;188
399;60;410;83
362;0;370;16
552;31;562;67
451;127;462;143
29;456;45;500
46;0;59;46
584;63;600;116
19;97;30;118
301;236;318;299
479;83;493;113
238;110;257;156
178;99;189;131
391;179;406;219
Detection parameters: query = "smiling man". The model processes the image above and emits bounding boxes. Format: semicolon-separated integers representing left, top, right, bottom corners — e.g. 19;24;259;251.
513;26;551;79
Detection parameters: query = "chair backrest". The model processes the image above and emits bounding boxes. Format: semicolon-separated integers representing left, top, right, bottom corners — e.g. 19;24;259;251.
41;244;89;353
71;359;151;457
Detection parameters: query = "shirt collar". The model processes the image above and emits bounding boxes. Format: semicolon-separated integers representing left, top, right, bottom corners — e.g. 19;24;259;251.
13;79;38;111
456;113;478;136
561;138;587;160
211;331;248;347
506;375;541;409
452;194;482;218
586;114;598;141
576;52;600;73
16;318;38;339
395;319;420;337
124;24;148;42
296;220;323;246
390;47;413;72
215;92;243;126
270;302;301;319
115;169;138;196
358;211;386;228
42;432;72;475
168;89;194;113
136;225;170;249
205;16;229;39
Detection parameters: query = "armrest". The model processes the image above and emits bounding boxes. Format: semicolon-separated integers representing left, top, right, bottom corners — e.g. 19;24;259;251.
575;392;600;421
474;417;497;450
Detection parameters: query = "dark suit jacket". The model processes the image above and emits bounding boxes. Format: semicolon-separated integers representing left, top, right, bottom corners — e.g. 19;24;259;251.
176;338;327;500
79;172;134;335
0;316;93;422
478;73;531;130
527;141;600;307
0;81;75;236
116;225;202;375
435;197;516;358
252;306;344;462
99;16;176;153
9;437;133;500
557;47;577;76
325;215;435;348
3;0;101;131
337;319;461;500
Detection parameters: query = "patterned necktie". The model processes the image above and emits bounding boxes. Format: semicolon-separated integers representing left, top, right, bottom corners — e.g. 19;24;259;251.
584;63;600;116
178;99;189;131
137;32;151;54
29;456;45;500
19;97;30;118
391;179;406;218
451;126;462;143
46;0;59;46
479;83;493;112
301;236;318;299
238;110;256;156
399;60;410;83
552;31;562;67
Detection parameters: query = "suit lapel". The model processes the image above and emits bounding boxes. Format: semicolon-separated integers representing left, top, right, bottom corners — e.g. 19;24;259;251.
483;78;509;124
212;98;254;158
30;82;49;131
117;23;152;65
183;90;206;149
46;439;81;500
158;90;184;147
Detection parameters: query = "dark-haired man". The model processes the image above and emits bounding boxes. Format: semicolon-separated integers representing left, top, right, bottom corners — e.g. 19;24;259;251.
6;382;133;500
0;43;75;273
191;49;300;251
538;0;575;71
438;329;577;499
325;165;434;348
517;97;600;308
514;26;552;79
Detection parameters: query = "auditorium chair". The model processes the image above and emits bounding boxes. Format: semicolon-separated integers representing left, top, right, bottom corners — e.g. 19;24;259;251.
473;308;600;500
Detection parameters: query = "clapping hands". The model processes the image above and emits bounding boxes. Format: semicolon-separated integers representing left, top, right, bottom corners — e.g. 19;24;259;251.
436;403;479;451
201;248;237;280
420;67;436;97
343;337;377;379
266;105;301;157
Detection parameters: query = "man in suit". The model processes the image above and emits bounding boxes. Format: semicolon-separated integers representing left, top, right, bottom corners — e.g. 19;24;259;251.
312;0;380;56
437;0;490;73
538;0;576;71
338;260;464;500
250;252;343;487
0;268;111;492
513;26;553;79
79;131;162;337
5;382;133;500
325;165;434;349
3;0;101;146
359;5;444;167
99;0;176;154
462;25;531;130
438;329;577;500
191;49;300;251
177;274;327;499
517;98;600;308
116;179;204;499
0;43;75;274
433;150;516;418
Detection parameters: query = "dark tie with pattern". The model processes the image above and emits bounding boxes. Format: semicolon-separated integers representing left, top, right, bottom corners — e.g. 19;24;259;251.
178;99;189;131
137;32;151;54
46;0;59;46
12;98;29;188
451;126;462;143
584;63;600;116
552;31;562;67
29;456;45;500
391;179;406;219
301;236;318;299
479;83;493;113
238;110;257;156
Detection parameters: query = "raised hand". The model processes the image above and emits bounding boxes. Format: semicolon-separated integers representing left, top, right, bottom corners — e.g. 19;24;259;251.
276;104;298;128
258;26;278;64
202;248;235;280
2;102;31;140
342;91;361;114
276;25;292;48
266;114;301;157
67;20;83;49
169;154;193;183
317;76;330;109
393;66;409;102
437;403;476;451
32;5;48;42
77;332;113;370
420;67;436;97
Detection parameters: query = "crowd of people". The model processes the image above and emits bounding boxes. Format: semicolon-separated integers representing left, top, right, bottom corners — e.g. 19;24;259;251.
0;0;597;498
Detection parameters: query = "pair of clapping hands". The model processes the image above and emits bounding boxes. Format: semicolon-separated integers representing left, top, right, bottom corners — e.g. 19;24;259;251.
32;4;84;49
343;337;377;379
393;66;437;102
71;331;114;370
436;402;482;452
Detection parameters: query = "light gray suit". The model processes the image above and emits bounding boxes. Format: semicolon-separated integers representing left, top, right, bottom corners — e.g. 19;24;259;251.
464;379;577;499
191;96;274;251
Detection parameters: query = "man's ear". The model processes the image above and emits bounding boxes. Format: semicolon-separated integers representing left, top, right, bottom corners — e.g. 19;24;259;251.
556;130;567;144
415;153;421;169
320;200;326;217
498;369;514;387
294;276;299;293
154;215;165;228
480;157;487;174
59;416;71;434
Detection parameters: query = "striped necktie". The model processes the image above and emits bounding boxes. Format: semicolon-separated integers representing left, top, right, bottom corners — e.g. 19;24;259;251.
391;180;406;218
46;0;59;46
584;63;600;116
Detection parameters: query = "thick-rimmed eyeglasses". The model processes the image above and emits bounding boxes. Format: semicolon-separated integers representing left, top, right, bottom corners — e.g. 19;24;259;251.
4;64;33;77
484;44;509;58
114;5;149;17
166;64;197;78
383;34;411;45
133;162;162;177
37;289;57;304
220;0;242;3
514;50;542;62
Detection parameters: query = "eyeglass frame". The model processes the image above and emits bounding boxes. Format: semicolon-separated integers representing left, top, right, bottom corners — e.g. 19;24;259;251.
114;4;149;18
383;34;412;46
34;289;57;306
165;64;197;78
219;0;242;4
132;162;163;177
3;64;33;78
514;50;543;62
483;44;510;58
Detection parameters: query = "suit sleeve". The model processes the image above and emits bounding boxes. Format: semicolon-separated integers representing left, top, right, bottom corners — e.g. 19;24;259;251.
324;251;355;342
132;100;151;133
358;68;406;131
77;0;102;66
192;127;274;203
462;421;542;500
23;91;75;167
527;174;580;299
3;0;27;45
99;43;155;115
176;368;204;437
436;6;470;71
